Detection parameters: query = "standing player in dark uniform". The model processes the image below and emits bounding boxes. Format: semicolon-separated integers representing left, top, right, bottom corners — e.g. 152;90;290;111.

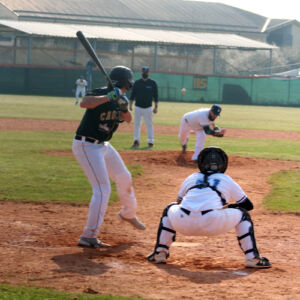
72;66;146;248
129;66;158;148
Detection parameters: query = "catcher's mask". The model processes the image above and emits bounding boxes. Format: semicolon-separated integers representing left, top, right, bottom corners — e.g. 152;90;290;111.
197;147;228;174
109;66;134;90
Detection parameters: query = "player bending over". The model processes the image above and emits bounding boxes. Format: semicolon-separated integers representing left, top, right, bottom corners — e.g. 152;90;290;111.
147;147;271;269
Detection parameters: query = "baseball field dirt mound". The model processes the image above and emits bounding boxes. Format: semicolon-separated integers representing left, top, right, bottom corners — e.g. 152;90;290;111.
1;151;300;299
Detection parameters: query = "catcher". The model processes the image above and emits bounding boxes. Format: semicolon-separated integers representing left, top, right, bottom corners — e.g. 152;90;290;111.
178;104;226;161
147;147;271;269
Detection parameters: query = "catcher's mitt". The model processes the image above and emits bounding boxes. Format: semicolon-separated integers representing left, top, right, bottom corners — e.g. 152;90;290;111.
213;127;226;137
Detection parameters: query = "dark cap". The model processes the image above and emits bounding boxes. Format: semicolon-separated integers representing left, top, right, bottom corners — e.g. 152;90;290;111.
141;66;150;72
211;104;222;116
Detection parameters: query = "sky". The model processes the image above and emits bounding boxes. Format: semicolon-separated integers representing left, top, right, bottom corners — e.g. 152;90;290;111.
197;0;300;21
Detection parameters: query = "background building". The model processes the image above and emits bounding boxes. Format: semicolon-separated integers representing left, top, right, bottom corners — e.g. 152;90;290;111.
0;0;299;105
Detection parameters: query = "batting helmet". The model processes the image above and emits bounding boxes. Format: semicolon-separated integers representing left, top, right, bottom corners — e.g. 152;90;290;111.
197;147;228;174
109;66;134;90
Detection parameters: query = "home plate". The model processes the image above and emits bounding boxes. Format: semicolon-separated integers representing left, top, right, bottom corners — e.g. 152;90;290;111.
232;271;249;276
173;242;203;247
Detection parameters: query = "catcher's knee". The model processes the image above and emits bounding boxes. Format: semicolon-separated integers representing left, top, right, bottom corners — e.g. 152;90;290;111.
160;202;178;241
238;207;252;223
154;203;178;252
162;202;178;218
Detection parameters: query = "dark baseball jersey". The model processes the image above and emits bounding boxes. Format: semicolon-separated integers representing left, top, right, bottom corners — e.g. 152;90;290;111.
76;87;121;142
130;78;158;108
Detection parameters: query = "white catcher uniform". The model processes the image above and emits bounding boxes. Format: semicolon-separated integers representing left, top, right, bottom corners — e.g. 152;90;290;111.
152;172;260;261
179;108;214;160
75;78;87;104
148;146;271;268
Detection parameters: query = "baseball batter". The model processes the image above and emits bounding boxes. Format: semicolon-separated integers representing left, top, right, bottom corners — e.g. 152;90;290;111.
72;66;146;248
75;75;88;105
148;147;271;269
179;104;226;161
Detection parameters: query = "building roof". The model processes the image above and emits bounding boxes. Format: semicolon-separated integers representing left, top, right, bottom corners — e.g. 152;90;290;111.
0;0;268;32
0;20;277;49
265;19;298;32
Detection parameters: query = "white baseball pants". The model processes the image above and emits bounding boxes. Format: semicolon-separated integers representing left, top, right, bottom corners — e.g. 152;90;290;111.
134;106;154;144
178;118;206;160
157;205;257;260
75;87;86;103
72;139;137;238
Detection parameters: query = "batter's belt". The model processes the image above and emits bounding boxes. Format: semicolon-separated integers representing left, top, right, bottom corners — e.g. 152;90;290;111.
75;135;103;144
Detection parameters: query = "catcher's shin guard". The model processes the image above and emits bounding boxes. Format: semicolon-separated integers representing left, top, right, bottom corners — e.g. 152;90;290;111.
236;208;259;259
149;203;177;258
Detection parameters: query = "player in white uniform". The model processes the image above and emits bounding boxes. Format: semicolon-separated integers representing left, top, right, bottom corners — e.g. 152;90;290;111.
147;147;271;269
72;66;146;248
75;75;88;105
179;104;224;161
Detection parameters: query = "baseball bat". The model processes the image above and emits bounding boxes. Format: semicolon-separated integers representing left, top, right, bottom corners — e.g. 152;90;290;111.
76;31;114;88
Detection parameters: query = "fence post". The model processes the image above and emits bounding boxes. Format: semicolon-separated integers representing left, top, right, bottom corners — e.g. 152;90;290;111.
269;49;273;75
213;47;217;75
154;44;158;71
27;35;32;65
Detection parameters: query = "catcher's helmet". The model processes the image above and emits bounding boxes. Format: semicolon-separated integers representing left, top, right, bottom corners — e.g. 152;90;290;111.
197;147;228;174
109;66;134;90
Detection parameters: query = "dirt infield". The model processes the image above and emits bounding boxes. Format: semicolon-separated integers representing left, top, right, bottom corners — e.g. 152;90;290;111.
0;118;300;299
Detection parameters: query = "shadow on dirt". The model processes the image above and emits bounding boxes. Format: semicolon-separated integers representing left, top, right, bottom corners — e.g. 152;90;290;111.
154;263;258;284
51;242;136;275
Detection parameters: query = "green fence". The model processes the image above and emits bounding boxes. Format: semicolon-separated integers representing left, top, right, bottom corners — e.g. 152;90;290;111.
1;65;300;106
150;72;300;106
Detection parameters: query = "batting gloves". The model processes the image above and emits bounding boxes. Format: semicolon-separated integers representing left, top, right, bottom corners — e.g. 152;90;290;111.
107;88;122;102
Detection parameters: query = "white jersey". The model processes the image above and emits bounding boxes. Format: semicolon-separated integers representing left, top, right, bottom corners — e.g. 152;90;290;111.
183;108;213;131
177;172;247;212
76;79;87;89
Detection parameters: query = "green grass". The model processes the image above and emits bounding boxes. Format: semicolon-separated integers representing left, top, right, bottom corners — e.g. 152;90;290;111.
0;131;142;204
1;94;300;131
1;130;300;204
0;284;149;300
263;170;300;213
0;94;300;213
0;94;84;121
115;132;300;161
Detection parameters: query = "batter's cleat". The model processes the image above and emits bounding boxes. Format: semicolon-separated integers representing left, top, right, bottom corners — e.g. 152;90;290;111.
245;256;272;269
147;251;167;264
182;144;187;152
78;237;111;248
131;140;140;148
118;213;146;230
148;143;154;148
